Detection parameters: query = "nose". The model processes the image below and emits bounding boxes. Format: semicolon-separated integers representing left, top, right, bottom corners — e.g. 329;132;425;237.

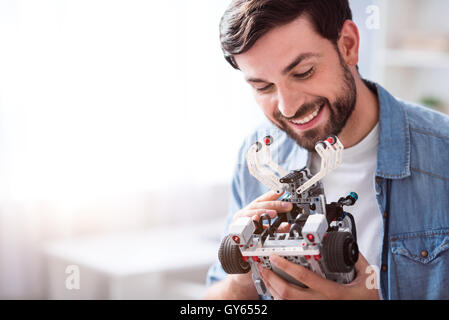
277;85;305;118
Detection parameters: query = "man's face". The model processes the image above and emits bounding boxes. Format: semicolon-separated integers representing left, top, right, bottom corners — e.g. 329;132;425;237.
234;15;357;151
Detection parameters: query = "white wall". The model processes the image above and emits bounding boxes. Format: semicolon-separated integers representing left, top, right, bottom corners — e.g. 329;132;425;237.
0;0;264;299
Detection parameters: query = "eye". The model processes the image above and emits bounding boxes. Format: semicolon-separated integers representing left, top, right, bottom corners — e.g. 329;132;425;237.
256;83;274;93
293;67;314;80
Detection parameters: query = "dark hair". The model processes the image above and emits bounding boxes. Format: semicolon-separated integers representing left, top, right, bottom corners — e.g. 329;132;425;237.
219;0;353;69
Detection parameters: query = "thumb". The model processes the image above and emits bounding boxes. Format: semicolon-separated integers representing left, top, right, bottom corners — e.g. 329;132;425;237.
253;189;284;203
354;252;371;275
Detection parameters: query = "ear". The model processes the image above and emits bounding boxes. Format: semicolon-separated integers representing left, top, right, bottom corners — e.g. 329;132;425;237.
337;20;360;67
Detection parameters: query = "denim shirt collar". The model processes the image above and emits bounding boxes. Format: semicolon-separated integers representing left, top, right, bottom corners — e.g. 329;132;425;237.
374;82;411;179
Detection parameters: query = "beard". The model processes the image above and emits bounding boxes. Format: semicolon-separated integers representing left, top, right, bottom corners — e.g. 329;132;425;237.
270;51;357;152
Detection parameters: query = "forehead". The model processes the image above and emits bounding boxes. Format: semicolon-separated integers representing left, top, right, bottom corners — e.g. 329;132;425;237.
234;15;329;77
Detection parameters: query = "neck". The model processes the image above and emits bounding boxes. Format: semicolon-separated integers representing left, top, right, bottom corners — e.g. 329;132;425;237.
338;74;379;149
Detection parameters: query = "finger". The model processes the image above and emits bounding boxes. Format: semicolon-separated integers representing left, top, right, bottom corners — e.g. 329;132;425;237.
260;266;312;300
250;209;278;221
354;252;371;274
277;222;291;233
269;255;339;296
251;200;293;212
253;190;284;203
352;252;380;296
259;265;291;300
341;252;380;299
235;209;277;221
257;264;282;299
261;273;283;300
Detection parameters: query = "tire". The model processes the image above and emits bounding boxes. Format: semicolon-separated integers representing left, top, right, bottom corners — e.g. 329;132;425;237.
322;232;359;273
218;235;251;274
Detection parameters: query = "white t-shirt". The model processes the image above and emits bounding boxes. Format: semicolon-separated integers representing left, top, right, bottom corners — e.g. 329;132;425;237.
310;123;382;270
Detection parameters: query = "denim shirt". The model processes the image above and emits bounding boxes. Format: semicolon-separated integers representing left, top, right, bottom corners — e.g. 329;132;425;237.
206;82;449;300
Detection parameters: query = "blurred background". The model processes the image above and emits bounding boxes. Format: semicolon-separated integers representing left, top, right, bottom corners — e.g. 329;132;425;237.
0;0;447;299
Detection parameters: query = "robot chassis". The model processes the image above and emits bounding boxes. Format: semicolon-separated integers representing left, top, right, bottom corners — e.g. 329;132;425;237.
218;135;360;298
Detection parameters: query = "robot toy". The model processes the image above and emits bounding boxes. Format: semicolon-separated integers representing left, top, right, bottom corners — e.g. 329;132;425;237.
218;135;359;298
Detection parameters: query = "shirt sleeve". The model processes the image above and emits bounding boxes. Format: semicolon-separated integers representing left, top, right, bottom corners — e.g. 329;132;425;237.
205;141;246;287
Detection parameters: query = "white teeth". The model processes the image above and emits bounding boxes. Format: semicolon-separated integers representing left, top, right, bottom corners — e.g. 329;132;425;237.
290;105;321;125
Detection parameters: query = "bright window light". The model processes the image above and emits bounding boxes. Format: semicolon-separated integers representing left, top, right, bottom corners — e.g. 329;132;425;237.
0;0;265;203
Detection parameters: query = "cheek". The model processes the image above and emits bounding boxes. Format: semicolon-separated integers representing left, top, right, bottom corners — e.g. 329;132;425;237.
306;65;343;101
254;94;278;118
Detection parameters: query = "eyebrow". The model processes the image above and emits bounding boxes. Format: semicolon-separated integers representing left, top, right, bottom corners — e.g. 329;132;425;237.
282;52;320;75
245;52;320;83
246;77;269;83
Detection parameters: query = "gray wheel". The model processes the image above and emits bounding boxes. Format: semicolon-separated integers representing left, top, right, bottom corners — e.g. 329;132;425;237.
322;232;359;273
218;235;251;274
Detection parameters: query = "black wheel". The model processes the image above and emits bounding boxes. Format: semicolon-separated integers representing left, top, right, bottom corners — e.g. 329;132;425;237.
218;235;251;274
322;232;359;273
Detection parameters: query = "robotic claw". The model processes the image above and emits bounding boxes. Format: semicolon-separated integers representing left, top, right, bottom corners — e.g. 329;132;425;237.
219;135;360;298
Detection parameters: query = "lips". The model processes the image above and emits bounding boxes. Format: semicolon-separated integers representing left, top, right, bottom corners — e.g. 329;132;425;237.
287;102;325;130
289;104;323;125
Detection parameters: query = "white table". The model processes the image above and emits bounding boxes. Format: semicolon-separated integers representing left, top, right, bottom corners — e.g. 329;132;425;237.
44;219;225;299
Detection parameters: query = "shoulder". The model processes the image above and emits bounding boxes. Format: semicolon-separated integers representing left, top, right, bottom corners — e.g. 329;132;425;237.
400;99;449;141
398;99;449;180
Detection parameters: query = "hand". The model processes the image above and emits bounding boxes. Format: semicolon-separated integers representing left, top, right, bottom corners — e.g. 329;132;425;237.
258;253;380;300
230;190;293;227
227;190;293;292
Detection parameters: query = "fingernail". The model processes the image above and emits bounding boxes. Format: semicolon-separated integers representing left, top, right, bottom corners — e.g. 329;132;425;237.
270;255;280;266
281;201;291;208
266;209;277;217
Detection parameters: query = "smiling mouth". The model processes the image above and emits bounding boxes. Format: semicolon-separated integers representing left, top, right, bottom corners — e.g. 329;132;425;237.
288;103;324;125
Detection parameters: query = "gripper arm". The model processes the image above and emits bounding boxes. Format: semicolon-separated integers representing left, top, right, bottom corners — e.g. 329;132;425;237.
245;136;288;194
295;136;344;195
246;135;344;196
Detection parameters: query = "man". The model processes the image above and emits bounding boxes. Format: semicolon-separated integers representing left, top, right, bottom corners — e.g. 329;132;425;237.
205;0;449;300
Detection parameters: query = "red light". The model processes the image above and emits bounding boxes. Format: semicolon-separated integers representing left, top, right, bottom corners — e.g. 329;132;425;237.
307;234;315;242
242;256;249;262
232;236;240;244
314;254;321;261
252;256;260;262
305;255;311;260
263;136;273;145
327;137;335;144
